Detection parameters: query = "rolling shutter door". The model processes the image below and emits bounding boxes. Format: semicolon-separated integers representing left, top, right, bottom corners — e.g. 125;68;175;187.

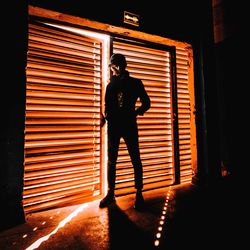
23;20;103;213
112;40;175;195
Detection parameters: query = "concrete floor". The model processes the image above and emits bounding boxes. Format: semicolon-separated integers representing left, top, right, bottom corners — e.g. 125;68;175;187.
0;176;246;250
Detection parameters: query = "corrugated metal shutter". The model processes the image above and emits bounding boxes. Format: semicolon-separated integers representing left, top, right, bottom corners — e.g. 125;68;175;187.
176;47;194;183
23;20;103;213
24;9;195;213
112;40;175;195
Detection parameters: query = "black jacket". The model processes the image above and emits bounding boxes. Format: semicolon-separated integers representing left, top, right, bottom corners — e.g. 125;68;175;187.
104;70;150;123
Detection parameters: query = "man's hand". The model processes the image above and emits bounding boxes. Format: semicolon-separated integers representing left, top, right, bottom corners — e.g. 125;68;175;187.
135;108;144;116
100;113;106;127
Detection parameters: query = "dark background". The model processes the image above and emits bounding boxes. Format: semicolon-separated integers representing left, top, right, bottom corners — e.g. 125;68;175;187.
0;0;246;231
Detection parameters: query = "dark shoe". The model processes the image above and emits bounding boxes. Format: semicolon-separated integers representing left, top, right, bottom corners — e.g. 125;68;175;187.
99;192;115;208
134;190;145;211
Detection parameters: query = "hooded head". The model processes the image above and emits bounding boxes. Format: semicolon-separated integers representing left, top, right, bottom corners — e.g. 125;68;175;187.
109;53;127;70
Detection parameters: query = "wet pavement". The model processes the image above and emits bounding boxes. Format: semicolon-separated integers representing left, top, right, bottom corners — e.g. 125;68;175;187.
0;176;246;250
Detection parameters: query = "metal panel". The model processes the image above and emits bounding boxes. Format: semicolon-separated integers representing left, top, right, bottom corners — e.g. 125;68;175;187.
24;21;103;213
176;47;194;183
112;40;175;195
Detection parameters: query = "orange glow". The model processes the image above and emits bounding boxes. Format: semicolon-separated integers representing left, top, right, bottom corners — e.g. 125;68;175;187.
154;186;171;247
156;232;161;238
27;5;196;215
40;23;110;196
154;240;160;246
24;19;110;213
25;203;89;250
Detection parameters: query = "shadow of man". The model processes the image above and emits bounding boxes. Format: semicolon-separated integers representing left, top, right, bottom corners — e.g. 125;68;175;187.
107;202;154;250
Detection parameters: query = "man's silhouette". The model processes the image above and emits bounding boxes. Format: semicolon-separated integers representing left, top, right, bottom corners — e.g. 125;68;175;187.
99;53;151;211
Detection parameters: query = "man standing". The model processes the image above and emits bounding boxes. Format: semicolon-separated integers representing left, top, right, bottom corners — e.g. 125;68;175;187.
99;53;151;211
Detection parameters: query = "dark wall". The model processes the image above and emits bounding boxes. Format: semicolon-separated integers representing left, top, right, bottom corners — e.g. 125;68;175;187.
212;0;246;181
215;31;246;179
2;0;240;230
1;2;28;230
28;0;200;42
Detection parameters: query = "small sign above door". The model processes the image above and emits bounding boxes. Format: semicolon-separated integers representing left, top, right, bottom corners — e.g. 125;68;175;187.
124;11;140;27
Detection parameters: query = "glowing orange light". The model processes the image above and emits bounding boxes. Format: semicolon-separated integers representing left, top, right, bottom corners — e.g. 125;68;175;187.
43;22;110;196
25;203;89;250
154;240;160;246
153;187;172;247
156;232;161;238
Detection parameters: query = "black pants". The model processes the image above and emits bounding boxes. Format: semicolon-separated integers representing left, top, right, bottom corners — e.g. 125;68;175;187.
107;119;143;191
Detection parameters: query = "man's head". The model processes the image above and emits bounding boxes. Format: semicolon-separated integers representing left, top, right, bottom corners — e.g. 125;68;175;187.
109;53;127;76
